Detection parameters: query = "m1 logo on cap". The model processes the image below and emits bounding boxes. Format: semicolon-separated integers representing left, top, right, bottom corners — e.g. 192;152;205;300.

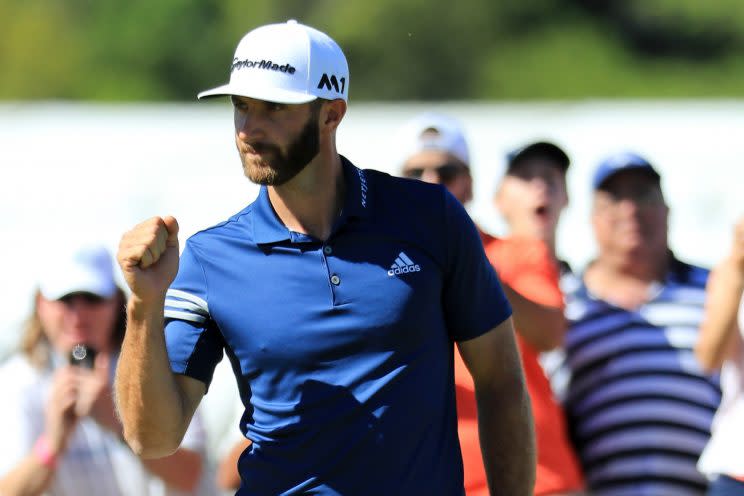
317;73;346;94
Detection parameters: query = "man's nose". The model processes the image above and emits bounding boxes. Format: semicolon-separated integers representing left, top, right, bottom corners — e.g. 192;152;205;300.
236;111;265;140
63;301;88;325
616;197;641;216
530;178;548;193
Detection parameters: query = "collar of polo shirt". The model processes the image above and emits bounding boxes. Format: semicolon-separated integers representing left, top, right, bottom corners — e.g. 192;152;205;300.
252;156;371;244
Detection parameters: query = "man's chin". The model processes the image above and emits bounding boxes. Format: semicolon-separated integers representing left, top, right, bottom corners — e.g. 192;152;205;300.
244;168;278;185
243;158;279;184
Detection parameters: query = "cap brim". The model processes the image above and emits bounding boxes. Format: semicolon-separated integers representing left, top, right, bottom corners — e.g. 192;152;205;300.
197;83;318;104
594;164;660;190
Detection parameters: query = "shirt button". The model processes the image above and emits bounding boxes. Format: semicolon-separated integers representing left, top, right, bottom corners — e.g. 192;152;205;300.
323;245;333;255
330;275;341;285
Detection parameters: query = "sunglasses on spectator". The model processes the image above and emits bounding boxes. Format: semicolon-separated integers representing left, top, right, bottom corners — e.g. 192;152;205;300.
403;162;469;183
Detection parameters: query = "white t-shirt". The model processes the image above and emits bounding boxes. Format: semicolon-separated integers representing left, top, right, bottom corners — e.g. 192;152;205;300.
0;353;216;496
698;297;744;478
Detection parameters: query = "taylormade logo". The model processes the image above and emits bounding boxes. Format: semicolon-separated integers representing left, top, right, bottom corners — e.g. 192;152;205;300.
231;58;296;75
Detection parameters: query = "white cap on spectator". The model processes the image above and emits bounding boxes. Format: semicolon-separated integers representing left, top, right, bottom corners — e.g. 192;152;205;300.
399;113;470;166
198;20;349;103
38;244;118;301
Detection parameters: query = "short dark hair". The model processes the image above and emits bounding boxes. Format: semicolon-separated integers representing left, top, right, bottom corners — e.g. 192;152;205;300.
506;141;570;172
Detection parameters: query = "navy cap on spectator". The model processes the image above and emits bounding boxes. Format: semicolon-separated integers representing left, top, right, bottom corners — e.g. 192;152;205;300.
506;141;570;172
593;151;660;190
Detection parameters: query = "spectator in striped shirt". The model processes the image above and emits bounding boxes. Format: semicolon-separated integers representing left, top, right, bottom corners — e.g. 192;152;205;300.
562;152;722;496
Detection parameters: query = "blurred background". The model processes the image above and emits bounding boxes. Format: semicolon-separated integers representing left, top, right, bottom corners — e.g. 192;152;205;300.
1;0;742;488
6;0;744;100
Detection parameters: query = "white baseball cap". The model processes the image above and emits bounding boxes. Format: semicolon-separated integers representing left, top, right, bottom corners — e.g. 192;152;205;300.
38;244;118;301
198;20;349;103
399;113;471;166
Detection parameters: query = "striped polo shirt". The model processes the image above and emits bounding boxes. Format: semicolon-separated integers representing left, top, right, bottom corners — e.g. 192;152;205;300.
564;256;721;496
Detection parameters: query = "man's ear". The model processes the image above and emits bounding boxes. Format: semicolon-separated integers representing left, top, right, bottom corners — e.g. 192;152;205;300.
320;99;347;132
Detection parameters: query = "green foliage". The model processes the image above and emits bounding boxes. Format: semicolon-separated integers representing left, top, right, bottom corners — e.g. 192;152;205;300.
2;0;744;100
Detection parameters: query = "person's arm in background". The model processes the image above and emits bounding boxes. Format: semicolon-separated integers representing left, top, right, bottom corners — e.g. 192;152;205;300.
0;354;205;496
458;318;536;496
0;367;81;496
0;453;59;496
488;239;566;352
501;284;565;351
695;217;744;373
216;438;252;491
115;216;206;458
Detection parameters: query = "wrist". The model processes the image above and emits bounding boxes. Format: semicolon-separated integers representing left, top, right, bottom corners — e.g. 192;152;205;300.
33;434;60;469
128;294;166;321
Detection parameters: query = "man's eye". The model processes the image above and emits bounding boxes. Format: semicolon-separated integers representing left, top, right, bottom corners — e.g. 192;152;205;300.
231;98;247;110
269;103;286;111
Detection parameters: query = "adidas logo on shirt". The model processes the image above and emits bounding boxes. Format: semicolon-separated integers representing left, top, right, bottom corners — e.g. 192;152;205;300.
387;252;421;277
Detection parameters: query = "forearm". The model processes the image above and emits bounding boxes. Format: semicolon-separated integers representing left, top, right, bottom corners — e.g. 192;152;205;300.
143;447;203;492
476;379;536;496
0;454;58;496
503;284;565;351
696;260;744;371
116;296;189;457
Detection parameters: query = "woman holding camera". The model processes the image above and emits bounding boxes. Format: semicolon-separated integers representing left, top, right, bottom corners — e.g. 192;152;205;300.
0;244;210;496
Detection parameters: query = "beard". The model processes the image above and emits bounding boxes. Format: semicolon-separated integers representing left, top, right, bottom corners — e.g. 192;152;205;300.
239;109;321;186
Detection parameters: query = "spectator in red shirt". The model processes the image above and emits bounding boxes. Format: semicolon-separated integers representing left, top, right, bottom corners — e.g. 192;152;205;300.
401;119;581;495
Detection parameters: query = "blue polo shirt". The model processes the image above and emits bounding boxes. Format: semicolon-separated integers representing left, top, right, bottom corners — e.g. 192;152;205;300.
164;156;512;495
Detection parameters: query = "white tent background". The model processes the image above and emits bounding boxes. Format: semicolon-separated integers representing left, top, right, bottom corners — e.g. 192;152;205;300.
1;100;741;473
2;100;741;345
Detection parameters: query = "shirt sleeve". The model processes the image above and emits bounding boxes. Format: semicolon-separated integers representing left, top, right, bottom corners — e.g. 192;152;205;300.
164;240;225;390
441;189;512;342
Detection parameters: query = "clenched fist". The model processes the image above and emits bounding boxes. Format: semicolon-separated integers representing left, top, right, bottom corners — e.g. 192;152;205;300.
118;216;180;303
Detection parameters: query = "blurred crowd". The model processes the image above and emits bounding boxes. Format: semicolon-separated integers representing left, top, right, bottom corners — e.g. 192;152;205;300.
0;111;741;496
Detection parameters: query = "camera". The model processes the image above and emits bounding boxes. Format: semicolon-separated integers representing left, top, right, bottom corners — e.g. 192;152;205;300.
68;344;96;369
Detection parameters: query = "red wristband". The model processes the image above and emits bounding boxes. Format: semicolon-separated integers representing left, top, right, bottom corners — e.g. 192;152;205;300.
33;435;58;469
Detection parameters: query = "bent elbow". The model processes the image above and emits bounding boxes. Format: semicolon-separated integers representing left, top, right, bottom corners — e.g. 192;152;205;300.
123;431;179;459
